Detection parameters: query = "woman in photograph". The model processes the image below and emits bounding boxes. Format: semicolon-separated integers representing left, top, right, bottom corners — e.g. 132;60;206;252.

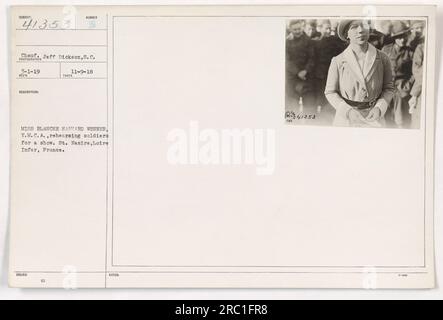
325;20;395;127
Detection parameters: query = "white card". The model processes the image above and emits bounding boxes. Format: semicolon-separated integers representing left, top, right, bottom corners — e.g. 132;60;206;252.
9;5;436;288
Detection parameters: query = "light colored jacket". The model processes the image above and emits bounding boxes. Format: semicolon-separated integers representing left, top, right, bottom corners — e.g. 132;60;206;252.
325;43;395;126
411;43;424;97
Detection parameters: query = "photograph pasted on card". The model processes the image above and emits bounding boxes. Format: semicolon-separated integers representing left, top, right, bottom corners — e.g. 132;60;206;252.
285;18;426;129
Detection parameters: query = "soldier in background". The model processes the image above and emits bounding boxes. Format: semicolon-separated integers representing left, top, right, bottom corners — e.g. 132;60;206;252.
369;20;393;50
408;20;426;51
382;21;414;128
330;20;339;37
369;29;387;50
304;19;322;40
286;19;316;114
313;19;346;123
409;42;424;129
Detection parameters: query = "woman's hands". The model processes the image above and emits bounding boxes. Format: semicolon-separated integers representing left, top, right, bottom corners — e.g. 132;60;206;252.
366;107;381;121
347;107;382;126
297;70;307;80
408;95;418;114
347;108;367;124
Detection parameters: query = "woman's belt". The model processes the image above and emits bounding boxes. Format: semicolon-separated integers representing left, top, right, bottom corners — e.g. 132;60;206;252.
342;97;377;110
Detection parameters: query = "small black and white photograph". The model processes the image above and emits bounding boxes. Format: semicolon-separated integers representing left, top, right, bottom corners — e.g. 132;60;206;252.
285;18;426;128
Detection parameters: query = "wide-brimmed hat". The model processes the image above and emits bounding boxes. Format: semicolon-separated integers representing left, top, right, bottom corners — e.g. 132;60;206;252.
368;29;383;43
337;19;353;41
391;21;410;38
337;20;371;41
410;20;425;28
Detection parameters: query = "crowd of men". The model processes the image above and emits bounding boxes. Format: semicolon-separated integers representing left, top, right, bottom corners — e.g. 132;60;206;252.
285;19;426;128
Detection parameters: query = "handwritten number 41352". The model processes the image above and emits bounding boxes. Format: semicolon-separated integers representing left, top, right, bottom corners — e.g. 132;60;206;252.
22;18;73;30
